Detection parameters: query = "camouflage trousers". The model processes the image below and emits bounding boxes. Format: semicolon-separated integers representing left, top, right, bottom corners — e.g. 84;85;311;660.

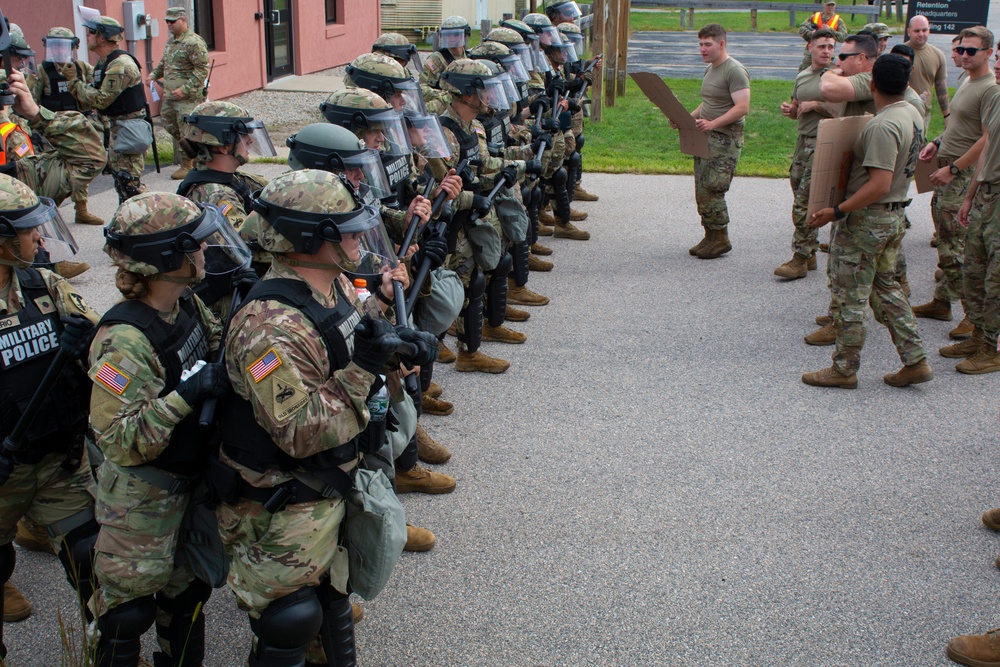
93;461;196;613
789;135;819;259
962;184;1000;348
693;128;743;231
108;119;147;190
828;206;926;374
216;496;349;663
0;450;93;548
160;96;204;142
825;226;908;321
930;160;973;304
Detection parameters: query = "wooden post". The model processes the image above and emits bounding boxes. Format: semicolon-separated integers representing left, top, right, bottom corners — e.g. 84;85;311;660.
605;0;618;107
530;0;538;12
480;19;491;37
680;9;686;28
688;7;694;28
788;8;795;26
592;0;605;122
896;0;903;22
616;0;629;95
751;7;757;31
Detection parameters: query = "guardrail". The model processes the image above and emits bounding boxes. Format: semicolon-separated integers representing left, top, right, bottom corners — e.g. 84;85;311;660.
631;0;885;30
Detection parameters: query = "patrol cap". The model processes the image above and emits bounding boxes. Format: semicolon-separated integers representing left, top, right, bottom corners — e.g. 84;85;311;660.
165;7;187;20
84;16;125;42
824;0;836;5
862;22;891;38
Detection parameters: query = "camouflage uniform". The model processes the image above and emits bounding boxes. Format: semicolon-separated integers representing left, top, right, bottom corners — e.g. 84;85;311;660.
787;65;833;260
962;185;1000;349
151;27;209;143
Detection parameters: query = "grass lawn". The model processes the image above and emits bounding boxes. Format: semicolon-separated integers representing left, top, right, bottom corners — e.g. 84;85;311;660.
630;9;905;34
585;77;945;177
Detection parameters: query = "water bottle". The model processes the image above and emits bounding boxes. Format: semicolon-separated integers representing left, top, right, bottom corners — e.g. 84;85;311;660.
367;375;389;424
353;278;371;303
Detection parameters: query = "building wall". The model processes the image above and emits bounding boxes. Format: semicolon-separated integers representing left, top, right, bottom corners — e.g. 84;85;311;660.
441;0;518;27
5;0;377;109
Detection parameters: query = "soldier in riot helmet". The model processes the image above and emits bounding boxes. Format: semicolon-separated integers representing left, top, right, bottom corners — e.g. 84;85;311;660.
557;21;601;202
0;174;101;660
215;168;434;666
373;32;423;74
419;15;471;106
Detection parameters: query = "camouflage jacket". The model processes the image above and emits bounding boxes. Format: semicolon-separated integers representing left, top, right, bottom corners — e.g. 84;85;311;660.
69;52;145;120
183;170;269;234
151;29;210;101
221;260;385;487
11;107;107;204
88;294;222;467
0;266;98;323
419;50;455;113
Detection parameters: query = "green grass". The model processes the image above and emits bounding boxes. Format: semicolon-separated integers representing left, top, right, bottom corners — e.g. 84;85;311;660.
585;77;945;176
629;9;905;33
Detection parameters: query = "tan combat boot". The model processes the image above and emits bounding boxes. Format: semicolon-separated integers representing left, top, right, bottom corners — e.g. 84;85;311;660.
804;323;836;346
947;628;1000;667
416;424;451;464
911;298;953;321
530;242;552;256
54;260;90;280
455;349;509;373
689;229;710;256
508;280;550;306
807;255;818;270
421;393;454;416
801;366;858;389
773;255;809;280
819;243;830;253
437;340;456;364
940;328;984;358
982;508;1000;531
538;205;557;226
171;156;194;181
528;255;553;272
573;184;599;201
956;345;1000;375
15;519;53;553
74;200;103;226
482;324;526;344
352;603;364;623
395;463;456;494
569;207;588;221
950;316;974;339
404;524;436;552
3;582;31;622
883;359;933;387
695;228;731;259
538;223;554;237
425;381;443;399
815;314;833;326
554;222;590;240
505;305;530;322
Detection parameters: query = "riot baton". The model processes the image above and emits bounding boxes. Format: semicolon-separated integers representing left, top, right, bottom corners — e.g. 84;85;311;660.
145;104;160;173
395;174;436;395
0;349;72;486
398;174;437;260
199;285;241;429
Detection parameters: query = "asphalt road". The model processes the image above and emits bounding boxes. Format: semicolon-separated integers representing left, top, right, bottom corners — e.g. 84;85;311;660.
3;162;998;665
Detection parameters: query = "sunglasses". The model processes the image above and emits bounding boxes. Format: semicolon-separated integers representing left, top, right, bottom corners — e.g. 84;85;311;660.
165;19;178;24
956;46;983;56
86;27;98;35
838;52;864;61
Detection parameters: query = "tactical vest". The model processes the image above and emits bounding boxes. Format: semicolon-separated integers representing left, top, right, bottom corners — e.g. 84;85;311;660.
380;152;412;207
438;48;456;66
0;123;33;166
439;116;480;172
93;49;147;117
40;61;81;111
99;294;211;475
176;168;255;213
478;112;506;157
220;277;367;473
0;268;91;463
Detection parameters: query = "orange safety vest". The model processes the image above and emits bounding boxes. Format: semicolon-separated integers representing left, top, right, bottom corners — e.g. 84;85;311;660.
811;12;842;31
0;122;33;165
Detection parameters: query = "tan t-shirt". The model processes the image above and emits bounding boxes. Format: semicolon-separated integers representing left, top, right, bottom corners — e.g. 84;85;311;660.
843;71;876;117
700;56;750;135
906;42;947;100
904;87;928;133
846;100;924;203
976;86;1000;184
939;71;996;160
793;66;830;138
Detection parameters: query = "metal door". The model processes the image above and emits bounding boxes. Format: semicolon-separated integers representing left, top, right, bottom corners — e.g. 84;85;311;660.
264;0;294;80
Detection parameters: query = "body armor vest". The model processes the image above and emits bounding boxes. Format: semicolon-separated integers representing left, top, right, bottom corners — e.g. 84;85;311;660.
40;61;81;111
221;278;365;473
477;113;506;157
93;50;147;117
99;294;211;474
439;116;481;171
0;268;90;463
379;153;411;207
176;169;255;213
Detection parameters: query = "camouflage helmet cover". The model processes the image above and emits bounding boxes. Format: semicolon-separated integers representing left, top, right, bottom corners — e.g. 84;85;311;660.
84;16;125;42
104;192;203;276
862;22;891;38
8;24;33;56
500;18;534;38
523;13;554;29
0;174;76;265
44;27;76;41
323;88;391;112
440;15;471;33
374;32;411;47
439;58;493;95
372;32;417;61
344;52;413;97
486;27;525;46
183;100;254;146
468;42;511;60
558;22;583;35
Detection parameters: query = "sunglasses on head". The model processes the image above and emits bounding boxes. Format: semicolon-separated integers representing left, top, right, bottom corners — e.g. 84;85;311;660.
838;52;864;61
956;46;983;56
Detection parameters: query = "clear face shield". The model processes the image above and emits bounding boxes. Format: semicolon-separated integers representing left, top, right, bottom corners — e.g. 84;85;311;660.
44;37;75;64
11;52;36;76
497;71;521;107
512;43;535;72
364;108;413;157
438;28;468;50
394;78;431;118
0;198;79;265
336;205;399;278
406;114;451;159
536;26;561;47
532;40;553;73
242;120;278;158
562;32;585;56
549;40;579;64
480;77;511;112
181;205;253;277
500;53;530;83
551;1;584;22
341;149;393;200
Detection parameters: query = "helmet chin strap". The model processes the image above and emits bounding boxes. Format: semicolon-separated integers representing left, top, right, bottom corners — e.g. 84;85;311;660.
152;258;202;284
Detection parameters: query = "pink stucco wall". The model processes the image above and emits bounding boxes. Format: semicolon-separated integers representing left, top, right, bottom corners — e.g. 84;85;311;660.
4;0;378;110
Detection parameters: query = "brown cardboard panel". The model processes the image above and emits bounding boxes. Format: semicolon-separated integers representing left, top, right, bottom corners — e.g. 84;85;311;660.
914;158;936;194
807;114;872;220
630;71;709;158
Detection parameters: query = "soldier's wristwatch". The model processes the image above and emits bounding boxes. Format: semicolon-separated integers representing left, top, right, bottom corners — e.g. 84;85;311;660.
949;162;960;175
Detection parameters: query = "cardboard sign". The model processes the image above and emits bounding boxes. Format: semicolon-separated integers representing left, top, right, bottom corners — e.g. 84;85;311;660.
914;158;936;194
808;114;872;219
630;71;709;158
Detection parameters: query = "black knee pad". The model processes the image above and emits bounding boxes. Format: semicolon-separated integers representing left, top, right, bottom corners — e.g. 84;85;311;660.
575;133;585;151
459;269;486;353
97;596;157;667
316;585;356;667
251;587;323;652
154;579;212;667
58;517;99;616
511;241;530;287
550;166;568;188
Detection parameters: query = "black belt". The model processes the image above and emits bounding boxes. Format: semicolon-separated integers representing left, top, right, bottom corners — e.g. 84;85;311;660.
980;181;999;194
238;468;354;513
866;201;909;211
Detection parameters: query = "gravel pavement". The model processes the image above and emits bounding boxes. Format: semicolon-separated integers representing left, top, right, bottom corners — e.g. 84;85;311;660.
3;161;999;665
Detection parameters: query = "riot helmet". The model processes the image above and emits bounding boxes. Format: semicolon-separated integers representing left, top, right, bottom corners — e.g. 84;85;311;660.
557;22;585;56
469;41;530;84
320;88;412;157
439;15;471;50
83;16;124;44
545;31;579;64
286;123;393;199
182;101;277;164
546;1;584;24
440;59;510;113
0;175;77;267
42;27;78;64
344;52;429;118
487;26;534;73
373;32;422;72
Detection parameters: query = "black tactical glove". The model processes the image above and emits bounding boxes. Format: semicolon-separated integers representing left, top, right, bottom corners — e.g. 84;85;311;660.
541;118;560;133
232;265;259;298
59;313;96;361
529;97;550;118
498;165;519;188
413;234;448;271
352;316;403;375
471;195;492;219
582;70;595;85
547;77;566;96
566;98;581;113
176;361;231;406
567;77;586;94
531;132;552;155
524;159;543;177
394;326;439;368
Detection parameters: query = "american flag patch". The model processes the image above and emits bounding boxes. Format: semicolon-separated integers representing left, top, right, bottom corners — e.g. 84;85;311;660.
96;362;130;395
14;142;29;158
219;201;233;217
248;348;281;383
